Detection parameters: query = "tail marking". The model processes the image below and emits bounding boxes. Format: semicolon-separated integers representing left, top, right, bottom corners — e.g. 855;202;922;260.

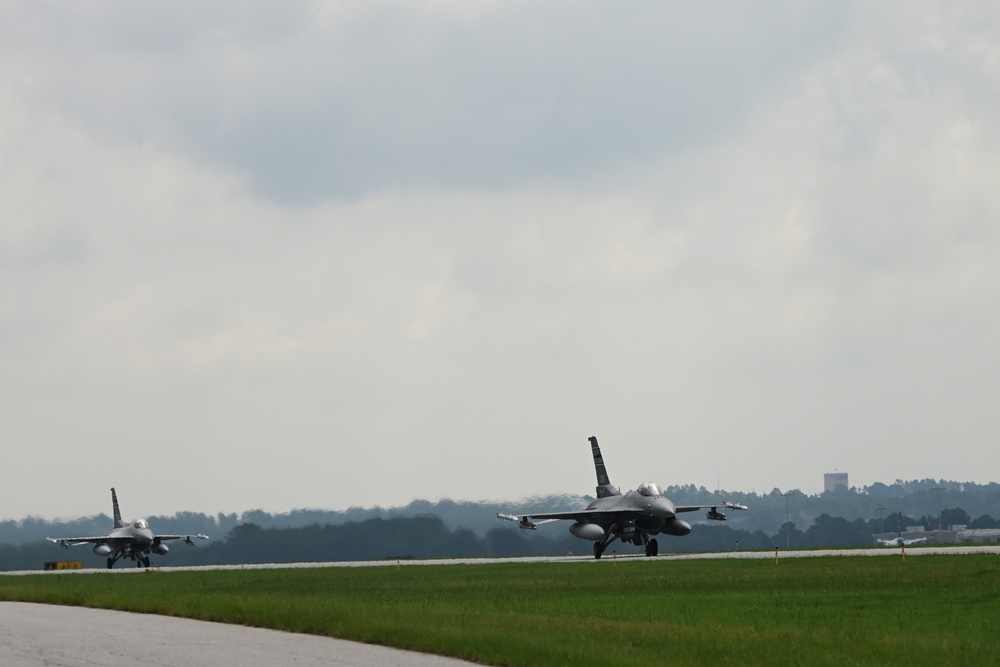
111;488;125;528
589;436;621;498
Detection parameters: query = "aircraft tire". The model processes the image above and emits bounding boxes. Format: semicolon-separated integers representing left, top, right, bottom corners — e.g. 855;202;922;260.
647;539;658;557
593;542;603;559
106;558;114;569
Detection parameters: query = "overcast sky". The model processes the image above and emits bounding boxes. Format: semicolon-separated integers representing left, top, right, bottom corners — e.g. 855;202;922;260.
3;2;999;522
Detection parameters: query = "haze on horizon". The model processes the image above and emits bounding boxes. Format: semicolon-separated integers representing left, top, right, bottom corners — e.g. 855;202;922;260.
2;2;998;522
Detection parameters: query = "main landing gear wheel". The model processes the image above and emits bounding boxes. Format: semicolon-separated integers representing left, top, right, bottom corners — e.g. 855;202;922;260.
644;538;659;557
593;542;604;559
107;557;115;569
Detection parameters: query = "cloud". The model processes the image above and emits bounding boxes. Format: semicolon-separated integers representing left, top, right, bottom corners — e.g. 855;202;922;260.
2;2;1000;519
3;1;849;204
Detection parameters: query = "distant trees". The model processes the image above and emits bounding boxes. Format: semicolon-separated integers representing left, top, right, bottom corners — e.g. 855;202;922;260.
6;480;1000;549
970;514;999;529
799;515;877;548
6;478;1000;571
3;501;999;572
941;507;972;527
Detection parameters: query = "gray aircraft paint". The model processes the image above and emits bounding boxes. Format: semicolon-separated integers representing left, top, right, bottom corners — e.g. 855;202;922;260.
498;436;748;559
47;488;208;568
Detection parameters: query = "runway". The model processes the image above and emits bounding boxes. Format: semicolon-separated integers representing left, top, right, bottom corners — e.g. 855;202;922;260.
4;543;998;576
2;546;997;666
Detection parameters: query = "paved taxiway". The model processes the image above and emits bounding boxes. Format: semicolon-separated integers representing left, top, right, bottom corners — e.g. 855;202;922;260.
0;601;480;667
3;546;997;666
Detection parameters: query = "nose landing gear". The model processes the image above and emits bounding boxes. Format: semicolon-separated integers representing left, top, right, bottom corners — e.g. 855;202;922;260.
644;538;659;557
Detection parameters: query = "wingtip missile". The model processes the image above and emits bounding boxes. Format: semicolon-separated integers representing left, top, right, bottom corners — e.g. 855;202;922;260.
496;513;537;529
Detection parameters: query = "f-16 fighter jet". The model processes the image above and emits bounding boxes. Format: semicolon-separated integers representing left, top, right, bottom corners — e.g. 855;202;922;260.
48;488;208;568
498;436;747;558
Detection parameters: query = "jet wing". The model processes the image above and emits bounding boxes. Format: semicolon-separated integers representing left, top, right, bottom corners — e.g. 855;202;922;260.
497;508;647;529
496;513;561;528
675;502;750;522
46;536;116;547
674;504;718;513
676;501;749;513
48;533;208;547
154;534;209;543
519;508;647;521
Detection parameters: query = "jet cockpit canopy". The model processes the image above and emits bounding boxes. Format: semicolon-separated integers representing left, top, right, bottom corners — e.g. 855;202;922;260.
133;519;149;530
637;482;662;497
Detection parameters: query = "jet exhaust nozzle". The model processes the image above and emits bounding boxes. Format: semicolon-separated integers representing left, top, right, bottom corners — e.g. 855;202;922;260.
569;522;605;541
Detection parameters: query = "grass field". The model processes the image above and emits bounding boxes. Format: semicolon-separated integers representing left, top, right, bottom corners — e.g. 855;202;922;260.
2;554;999;666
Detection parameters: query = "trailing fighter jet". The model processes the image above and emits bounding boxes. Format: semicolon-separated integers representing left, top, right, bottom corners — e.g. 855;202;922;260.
47;488;208;568
497;436;748;558
874;513;928;547
876;534;927;547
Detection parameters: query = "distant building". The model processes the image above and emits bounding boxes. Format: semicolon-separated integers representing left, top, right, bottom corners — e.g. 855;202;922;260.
824;471;848;492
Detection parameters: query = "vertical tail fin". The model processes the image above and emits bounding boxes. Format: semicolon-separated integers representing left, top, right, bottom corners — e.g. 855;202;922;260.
111;487;125;528
589;436;620;498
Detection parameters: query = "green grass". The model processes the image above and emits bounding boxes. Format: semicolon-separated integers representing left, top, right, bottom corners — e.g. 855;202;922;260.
3;555;1000;666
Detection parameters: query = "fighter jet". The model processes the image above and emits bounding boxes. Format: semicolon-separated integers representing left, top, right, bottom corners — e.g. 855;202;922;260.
497;436;748;558
47;488;208;568
877;534;927;547
874;513;928;547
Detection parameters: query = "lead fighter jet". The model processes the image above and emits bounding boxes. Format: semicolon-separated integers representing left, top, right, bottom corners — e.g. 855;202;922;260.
47;488;208;568
498;436;747;558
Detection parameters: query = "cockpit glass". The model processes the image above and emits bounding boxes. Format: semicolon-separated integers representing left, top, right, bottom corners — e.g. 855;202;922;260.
637;482;661;497
133;519;149;530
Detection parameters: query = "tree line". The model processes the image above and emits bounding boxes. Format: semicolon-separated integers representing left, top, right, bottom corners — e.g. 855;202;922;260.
2;505;996;572
4;478;999;548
